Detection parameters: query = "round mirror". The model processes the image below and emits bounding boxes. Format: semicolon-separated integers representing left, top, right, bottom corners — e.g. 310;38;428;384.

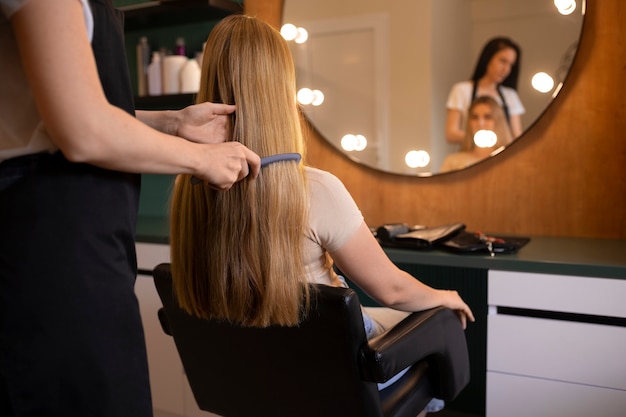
283;0;586;176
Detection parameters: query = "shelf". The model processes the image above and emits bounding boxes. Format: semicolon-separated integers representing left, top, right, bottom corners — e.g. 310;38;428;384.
135;93;196;110
120;0;243;31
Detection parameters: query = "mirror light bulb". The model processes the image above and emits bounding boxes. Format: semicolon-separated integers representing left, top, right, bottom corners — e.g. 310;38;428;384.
474;130;498;148
341;134;357;151
532;72;555;93
280;23;297;41
295;27;309;44
554;0;576;15
341;134;367;151
311;89;325;106
297;88;314;105
354;135;367;151
405;150;430;168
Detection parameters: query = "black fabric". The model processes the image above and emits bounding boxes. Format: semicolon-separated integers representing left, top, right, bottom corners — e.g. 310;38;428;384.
438;231;530;255
376;223;465;250
154;263;470;417
89;0;136;117
0;1;150;416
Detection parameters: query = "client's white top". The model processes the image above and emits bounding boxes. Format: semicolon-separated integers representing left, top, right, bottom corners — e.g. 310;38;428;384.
446;80;525;133
304;167;363;286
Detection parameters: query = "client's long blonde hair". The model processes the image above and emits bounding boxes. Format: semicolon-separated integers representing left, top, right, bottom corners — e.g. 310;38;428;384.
169;15;309;327
461;95;513;152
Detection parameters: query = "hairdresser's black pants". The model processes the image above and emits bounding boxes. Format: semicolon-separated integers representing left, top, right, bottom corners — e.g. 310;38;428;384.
0;153;152;417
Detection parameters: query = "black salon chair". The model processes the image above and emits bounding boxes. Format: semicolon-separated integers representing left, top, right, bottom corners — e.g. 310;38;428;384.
153;263;470;417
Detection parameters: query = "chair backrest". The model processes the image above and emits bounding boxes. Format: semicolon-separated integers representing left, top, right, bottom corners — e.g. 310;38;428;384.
153;263;384;417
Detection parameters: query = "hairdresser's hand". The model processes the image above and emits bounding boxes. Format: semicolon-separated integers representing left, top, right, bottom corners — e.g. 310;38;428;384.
437;290;475;330
196;142;260;190
176;102;236;144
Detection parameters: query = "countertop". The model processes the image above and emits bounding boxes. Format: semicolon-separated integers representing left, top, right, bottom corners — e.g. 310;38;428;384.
384;237;626;279
136;215;626;279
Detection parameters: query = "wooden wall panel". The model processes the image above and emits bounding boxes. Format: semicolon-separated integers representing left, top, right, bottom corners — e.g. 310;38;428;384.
248;0;626;239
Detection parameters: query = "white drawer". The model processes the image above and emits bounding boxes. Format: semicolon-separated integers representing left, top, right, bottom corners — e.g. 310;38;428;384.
488;270;626;317
136;242;170;271
487;372;626;417
488;314;626;390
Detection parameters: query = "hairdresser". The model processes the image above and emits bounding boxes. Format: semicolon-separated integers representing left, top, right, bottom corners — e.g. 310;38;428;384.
0;0;259;415
445;37;525;144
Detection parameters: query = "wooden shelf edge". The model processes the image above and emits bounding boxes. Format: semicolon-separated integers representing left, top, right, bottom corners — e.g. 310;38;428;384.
119;0;243;16
135;93;196;109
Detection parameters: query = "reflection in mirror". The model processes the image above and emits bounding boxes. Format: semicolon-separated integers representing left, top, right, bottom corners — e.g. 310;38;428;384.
283;0;585;176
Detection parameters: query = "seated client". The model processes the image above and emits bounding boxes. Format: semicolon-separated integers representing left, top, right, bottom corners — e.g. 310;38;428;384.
169;14;475;414
441;95;514;172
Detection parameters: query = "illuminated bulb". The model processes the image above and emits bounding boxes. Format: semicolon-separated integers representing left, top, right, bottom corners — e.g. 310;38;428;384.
297;88;314;105
311;89;325;106
554;0;576;15
354;135;367;151
280;23;297;41
532;72;555;93
405;150;430;168
341;134;357;151
474;130;498;148
295;27;309;44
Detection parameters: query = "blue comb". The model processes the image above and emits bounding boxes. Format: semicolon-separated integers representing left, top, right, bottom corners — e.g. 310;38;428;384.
259;152;302;168
191;152;302;184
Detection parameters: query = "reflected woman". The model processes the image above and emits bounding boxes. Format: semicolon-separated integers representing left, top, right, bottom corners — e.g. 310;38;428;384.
445;37;524;144
440;96;513;172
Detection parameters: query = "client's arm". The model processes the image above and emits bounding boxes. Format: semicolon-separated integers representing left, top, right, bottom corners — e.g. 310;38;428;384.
330;222;475;328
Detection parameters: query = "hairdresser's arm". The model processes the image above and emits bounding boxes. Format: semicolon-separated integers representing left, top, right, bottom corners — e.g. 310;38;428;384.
509;114;523;138
330;222;475;329
11;0;259;188
135;102;236;144
445;109;465;144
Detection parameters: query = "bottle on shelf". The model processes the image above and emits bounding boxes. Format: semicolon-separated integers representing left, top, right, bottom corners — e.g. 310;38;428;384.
174;37;186;56
136;36;150;97
147;52;162;96
162;54;188;94
180;57;201;94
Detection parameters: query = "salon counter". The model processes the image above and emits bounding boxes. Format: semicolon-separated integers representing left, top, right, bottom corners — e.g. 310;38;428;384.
134;216;626;416
382;236;626;279
136;213;626;278
379;236;626;417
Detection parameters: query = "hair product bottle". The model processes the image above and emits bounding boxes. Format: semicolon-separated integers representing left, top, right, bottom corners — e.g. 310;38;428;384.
180;58;201;94
162;55;188;94
147;52;162;96
174;37;186;56
136;36;150;96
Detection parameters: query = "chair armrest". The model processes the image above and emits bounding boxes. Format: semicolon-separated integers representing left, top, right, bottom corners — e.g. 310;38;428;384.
359;307;470;400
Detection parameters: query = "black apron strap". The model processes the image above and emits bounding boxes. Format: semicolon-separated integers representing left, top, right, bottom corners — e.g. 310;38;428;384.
470;82;511;125
496;85;511;124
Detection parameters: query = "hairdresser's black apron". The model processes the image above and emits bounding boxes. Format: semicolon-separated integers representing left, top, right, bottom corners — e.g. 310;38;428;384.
0;1;152;416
